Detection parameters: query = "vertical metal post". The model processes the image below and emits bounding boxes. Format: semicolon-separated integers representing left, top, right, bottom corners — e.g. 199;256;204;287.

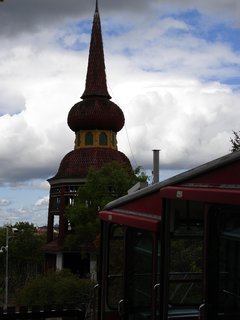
5;226;8;310
152;149;160;184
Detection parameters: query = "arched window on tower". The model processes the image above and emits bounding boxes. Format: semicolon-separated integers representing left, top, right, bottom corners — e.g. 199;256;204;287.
99;132;108;145
85;132;93;145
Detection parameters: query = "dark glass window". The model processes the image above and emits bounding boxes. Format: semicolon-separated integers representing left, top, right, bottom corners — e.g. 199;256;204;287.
85;132;93;145
218;211;240;314
105;223;160;319
99;132;108;145
127;229;153;309
168;200;204;308
107;224;124;308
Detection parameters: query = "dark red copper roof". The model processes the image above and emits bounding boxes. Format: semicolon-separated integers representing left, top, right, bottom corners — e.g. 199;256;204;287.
51;148;132;180
81;4;110;99
67;4;125;133
67;97;124;132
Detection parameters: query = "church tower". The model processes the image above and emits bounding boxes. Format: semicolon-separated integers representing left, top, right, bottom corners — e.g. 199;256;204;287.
44;1;131;273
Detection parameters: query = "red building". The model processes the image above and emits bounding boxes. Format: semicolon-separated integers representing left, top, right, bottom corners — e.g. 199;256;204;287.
44;2;131;275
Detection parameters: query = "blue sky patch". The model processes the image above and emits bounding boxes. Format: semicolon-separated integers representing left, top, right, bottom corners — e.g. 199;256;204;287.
168;9;201;26
57;35;88;51
102;19;133;38
222;76;240;92
57;18;132;52
74;19;92;34
56;19;92;51
162;9;240;52
206;24;240;52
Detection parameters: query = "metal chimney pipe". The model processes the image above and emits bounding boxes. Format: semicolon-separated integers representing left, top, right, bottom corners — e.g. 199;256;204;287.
152;149;160;184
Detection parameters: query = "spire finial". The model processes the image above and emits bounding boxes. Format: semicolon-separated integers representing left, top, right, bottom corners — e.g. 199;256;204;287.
95;0;99;13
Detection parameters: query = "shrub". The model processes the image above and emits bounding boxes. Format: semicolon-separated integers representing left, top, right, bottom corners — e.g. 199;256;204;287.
16;270;95;307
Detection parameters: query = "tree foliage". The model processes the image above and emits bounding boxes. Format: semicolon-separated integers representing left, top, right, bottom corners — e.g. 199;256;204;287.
10;222;45;266
230;130;240;152
0;222;46;305
65;162;148;251
16;270;95;307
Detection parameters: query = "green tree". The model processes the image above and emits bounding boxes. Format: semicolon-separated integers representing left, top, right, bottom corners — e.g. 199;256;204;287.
16;270;95;307
10;222;45;279
0;223;46;305
65;161;147;251
230;130;240;152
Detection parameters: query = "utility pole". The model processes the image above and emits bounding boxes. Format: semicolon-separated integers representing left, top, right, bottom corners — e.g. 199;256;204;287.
5;226;8;310
0;226;9;309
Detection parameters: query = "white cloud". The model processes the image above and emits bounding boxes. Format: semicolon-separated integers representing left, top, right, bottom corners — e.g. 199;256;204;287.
0;87;26;115
106;17;239;83
30;180;50;190
0;36;85;183
35;196;49;207
0;199;11;206
117;77;239;169
0;205;48;227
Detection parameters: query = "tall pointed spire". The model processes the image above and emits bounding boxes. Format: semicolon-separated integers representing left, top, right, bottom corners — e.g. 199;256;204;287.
81;1;111;99
95;0;99;13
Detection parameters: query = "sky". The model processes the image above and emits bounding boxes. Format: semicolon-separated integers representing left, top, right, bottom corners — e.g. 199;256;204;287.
0;0;240;226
